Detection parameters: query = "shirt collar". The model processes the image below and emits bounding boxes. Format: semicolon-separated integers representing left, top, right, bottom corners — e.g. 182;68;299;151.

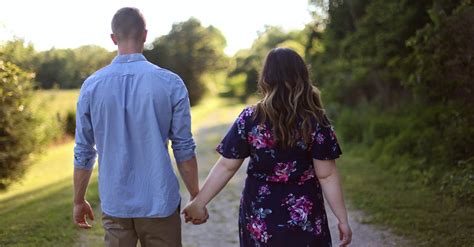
111;53;147;64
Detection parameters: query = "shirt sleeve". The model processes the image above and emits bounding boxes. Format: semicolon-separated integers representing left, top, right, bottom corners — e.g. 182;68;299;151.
216;108;251;159
74;84;97;170
311;124;342;160
169;76;196;163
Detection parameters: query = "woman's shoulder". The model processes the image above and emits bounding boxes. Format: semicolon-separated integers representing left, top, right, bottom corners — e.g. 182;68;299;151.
240;105;256;117
236;105;257;127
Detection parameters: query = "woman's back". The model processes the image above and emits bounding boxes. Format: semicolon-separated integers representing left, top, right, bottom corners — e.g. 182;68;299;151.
216;106;342;246
217;106;341;185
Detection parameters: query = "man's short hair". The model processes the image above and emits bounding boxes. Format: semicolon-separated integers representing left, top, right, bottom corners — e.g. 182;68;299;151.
111;7;146;42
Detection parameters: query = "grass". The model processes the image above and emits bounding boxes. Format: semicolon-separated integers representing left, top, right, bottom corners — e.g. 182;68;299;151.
0;143;101;246
32;89;79;118
338;146;474;247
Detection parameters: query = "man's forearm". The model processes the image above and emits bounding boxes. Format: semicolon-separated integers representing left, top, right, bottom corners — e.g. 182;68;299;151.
74;168;93;203
177;156;199;198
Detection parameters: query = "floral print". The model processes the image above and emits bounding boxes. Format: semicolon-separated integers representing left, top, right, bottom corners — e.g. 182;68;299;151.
267;161;297;183
311;125;340;160
247;215;272;245
248;124;276;158
248;124;275;149
281;194;315;233
246;186;273;245
316;132;326;145
298;167;316;185
217;106;341;246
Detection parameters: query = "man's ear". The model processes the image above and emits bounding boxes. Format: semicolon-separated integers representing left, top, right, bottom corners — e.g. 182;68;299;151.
142;30;148;43
111;34;118;45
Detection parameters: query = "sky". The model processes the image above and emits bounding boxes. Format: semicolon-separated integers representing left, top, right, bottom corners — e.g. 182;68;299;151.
0;0;313;55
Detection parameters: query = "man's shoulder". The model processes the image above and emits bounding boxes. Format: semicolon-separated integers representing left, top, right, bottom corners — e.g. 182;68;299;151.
144;63;183;84
83;64;113;85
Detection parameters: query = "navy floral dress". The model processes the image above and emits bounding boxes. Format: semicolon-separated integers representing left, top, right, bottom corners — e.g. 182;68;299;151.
216;106;342;247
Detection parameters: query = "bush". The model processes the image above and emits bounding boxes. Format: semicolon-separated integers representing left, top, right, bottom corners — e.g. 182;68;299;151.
64;110;76;137
0;60;43;189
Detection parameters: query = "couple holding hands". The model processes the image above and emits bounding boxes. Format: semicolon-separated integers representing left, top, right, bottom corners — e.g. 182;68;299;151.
73;7;352;247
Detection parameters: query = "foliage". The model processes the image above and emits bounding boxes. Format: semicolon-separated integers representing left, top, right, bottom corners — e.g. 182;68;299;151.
0;40;114;89
144;18;228;105
0;61;43;189
32;90;80;143
308;0;474;203
227;26;307;100
64;110;76;137
35;45;114;89
405;2;474;202
0;39;38;71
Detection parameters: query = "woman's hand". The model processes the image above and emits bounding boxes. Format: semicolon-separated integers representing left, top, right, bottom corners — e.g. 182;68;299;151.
182;200;209;225
181;157;244;225
338;222;352;247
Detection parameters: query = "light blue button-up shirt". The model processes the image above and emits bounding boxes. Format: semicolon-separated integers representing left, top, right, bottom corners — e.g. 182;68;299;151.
74;53;196;218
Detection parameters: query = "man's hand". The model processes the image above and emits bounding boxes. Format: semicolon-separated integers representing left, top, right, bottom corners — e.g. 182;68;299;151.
182;200;209;225
73;199;95;229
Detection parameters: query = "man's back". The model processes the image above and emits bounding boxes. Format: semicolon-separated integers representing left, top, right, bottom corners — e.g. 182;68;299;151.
74;53;196;217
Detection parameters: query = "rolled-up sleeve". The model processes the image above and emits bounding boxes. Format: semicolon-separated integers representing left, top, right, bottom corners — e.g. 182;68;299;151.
74;85;97;170
169;76;196;163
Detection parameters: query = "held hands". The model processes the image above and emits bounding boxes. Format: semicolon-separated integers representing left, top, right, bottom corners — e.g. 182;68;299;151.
182;199;209;225
73;199;95;229
338;222;352;247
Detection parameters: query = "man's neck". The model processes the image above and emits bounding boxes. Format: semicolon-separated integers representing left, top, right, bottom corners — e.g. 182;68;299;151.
117;42;144;55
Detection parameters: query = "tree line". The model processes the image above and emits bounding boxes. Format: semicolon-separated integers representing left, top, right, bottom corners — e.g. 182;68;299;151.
306;0;473;203
0;41;115;89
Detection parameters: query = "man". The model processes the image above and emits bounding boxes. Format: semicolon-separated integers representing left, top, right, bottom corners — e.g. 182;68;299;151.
73;7;206;247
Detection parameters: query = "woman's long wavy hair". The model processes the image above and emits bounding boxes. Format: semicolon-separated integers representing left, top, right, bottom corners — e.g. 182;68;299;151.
254;48;329;149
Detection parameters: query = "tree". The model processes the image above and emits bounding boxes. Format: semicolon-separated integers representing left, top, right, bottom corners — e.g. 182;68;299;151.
35;46;114;89
0;60;42;189
144;18;227;105
72;45;115;88
228;26;307;99
35;48;75;89
0;39;38;72
307;0;473;202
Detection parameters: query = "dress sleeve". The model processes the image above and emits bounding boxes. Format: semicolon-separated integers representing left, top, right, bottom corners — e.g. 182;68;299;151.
311;124;342;160
216;108;252;159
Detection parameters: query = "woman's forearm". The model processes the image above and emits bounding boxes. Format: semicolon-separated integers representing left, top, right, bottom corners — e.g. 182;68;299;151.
319;169;349;224
193;157;243;207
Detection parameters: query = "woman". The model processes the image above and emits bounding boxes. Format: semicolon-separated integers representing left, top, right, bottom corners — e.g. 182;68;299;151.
183;48;352;247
